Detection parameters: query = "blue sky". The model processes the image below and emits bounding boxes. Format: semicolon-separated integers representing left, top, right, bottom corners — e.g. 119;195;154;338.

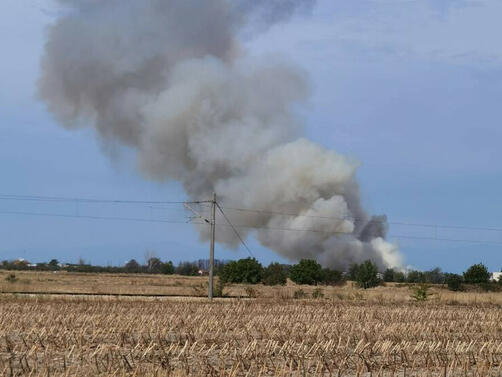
1;0;501;272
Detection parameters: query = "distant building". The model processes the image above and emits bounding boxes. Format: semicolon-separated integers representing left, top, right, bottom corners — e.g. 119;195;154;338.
491;272;502;282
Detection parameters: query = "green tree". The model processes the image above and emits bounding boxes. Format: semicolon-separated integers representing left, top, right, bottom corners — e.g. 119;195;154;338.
220;258;263;284
407;270;425;283
424;267;444;284
348;263;360;281
161;261;175;275
124;259;140;273
463;263;490;284
262;263;287;286
445;273;463;291
176;262;199;276
394;271;406;283
383;268;395;282
355;260;380;289
289;259;323;285
321;268;344;285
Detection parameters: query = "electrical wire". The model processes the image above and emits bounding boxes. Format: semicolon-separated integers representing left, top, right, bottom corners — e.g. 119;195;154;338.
216;203;256;258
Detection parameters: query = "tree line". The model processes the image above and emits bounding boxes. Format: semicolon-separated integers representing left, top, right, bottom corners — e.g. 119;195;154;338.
1;257;499;291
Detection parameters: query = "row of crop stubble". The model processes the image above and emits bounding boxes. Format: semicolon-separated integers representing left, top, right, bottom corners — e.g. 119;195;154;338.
1;296;502;376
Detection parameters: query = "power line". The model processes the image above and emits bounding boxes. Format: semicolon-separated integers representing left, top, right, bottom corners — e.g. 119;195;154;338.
1;210;501;246
0;210;207;225
0;194;210;205
217;205;502;233
4;194;501;233
216;203;255;259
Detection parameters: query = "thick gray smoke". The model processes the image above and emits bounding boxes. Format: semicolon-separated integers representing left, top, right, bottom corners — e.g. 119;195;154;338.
39;0;402;270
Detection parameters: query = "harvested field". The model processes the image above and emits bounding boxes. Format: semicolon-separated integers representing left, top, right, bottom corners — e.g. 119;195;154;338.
1;296;502;376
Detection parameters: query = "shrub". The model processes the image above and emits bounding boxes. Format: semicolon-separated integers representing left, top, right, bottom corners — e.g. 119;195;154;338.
312;288;324;299
289;259;323;285
219;258;263;284
262;263;287;286
463;263;490;284
244;286;257;298
355;260;380;289
410;284;432;302
213;279;227;298
445;273;463;291
293;289;306;299
5;273;17;283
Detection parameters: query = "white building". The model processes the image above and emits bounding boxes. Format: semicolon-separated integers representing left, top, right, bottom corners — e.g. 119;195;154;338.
490;272;502;282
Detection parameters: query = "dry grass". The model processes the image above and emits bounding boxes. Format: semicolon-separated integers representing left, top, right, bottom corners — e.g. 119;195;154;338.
1;270;502;305
1;296;502;376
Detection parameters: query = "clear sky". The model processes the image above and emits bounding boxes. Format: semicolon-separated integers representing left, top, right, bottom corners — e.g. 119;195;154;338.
1;0;501;272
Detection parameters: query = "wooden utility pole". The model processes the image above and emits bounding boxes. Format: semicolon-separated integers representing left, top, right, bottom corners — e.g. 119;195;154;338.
208;193;216;300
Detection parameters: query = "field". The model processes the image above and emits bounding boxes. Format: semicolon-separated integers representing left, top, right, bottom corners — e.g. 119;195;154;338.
1;272;502;376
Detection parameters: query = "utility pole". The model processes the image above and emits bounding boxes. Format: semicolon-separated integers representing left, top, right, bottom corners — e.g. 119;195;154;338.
208;192;216;300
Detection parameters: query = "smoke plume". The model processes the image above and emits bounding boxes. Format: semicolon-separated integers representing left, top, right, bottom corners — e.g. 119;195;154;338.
39;0;402;270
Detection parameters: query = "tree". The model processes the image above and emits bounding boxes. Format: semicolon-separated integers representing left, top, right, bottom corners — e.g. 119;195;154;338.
463;263;490;284
348;263;360;281
321;268;344;285
162;261;175;275
355;260;380;289
445;273;463;291
406;270;425;284
124;259;140;273
262;263;287;286
394;271;406;282
424;267;444;284
147;257;163;274
383;268;395;282
176;262;199;276
289;259;323;285
220;258;263;284
48;259;60;270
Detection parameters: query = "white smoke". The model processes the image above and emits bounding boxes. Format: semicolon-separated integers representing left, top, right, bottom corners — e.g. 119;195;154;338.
38;0;402;271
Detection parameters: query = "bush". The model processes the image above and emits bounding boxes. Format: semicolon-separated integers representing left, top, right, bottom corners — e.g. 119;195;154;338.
293;289;306;299
463;263;490;284
213;279;227;298
262;263;287;286
289;259;323;285
445;273;463;291
312;288;324;299
355;260;380;289
5;273;17;283
410;284;432;302
219;258;263;284
244;286;258;298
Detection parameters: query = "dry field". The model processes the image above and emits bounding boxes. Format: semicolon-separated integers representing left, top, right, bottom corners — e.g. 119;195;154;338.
2;271;502;376
1;295;502;376
2;270;502;305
